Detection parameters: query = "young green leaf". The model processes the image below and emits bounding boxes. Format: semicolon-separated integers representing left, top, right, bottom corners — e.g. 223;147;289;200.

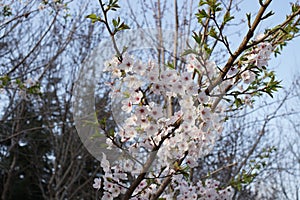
223;11;234;24
86;13;101;23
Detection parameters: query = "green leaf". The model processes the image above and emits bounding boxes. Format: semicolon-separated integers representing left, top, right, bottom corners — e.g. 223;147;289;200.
112;18;118;27
223;11;234;23
3;5;12;17
208;27;218;39
237;184;242;191
86;13;101;23
234;97;242;108
181;49;199;56
107;0;120;11
196;9;209;19
99;118;107;126
166;62;175;69
86;13;97;19
0;75;11;86
108;129;115;137
192;31;202;44
292;3;300;12
119;22;130;30
203;43;212;55
199;0;207;6
214;3;222;12
28;85;41;95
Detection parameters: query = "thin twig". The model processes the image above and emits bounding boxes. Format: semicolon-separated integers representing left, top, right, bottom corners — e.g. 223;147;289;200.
98;0;122;60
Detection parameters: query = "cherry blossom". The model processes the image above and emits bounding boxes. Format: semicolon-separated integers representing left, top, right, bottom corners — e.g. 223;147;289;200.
102;191;114;200
198;91;210;104
241;70;256;84
121;99;132;113
93;178;102;190
130;91;143;104
119;53;134;72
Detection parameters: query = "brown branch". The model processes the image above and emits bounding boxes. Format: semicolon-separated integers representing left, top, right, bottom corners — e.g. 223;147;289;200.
201;162;237;179
122;151;159;200
205;0;272;96
150;151;188;200
246;8;300;49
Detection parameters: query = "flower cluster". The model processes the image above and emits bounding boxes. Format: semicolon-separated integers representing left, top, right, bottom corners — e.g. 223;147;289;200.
222;33;273;86
239;40;273;84
103;53;223;167
245;42;273;70
165;174;233;200
93;153;128;199
214;39;273;108
93;53;230;199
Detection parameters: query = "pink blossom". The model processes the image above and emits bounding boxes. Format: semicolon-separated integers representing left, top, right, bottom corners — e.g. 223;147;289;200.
92;178;102;190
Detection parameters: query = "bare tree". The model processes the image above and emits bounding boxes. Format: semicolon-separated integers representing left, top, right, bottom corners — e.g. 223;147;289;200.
0;1;106;199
